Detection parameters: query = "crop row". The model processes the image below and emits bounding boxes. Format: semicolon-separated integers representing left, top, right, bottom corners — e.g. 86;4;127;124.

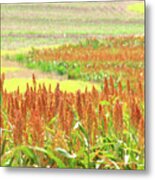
13;36;144;82
0;74;144;169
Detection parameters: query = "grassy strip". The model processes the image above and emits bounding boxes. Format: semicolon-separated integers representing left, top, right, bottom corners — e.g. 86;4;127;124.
3;78;100;93
1;67;21;73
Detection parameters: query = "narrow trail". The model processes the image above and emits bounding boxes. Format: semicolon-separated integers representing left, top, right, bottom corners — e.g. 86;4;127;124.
1;57;68;80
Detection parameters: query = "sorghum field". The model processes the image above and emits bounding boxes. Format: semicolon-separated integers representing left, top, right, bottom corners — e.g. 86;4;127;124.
0;1;145;169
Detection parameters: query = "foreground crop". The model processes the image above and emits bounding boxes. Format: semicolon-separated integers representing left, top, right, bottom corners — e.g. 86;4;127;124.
0;74;144;169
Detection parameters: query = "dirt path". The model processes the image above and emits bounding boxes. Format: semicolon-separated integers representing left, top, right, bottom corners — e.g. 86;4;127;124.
1;58;68;80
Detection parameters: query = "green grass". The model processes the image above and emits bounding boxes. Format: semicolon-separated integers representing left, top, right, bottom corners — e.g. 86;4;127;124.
127;3;144;14
3;78;100;93
1;67;21;73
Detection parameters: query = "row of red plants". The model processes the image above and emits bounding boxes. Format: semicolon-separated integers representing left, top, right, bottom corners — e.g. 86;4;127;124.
0;73;144;148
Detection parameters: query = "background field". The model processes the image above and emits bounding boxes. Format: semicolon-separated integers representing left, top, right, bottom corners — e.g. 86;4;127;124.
1;1;144;50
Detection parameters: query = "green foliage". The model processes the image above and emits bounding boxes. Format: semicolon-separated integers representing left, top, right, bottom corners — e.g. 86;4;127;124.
15;53;27;63
100;100;110;106
0;100;144;169
68;64;81;79
1;145;66;168
56;62;67;75
80;38;100;49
